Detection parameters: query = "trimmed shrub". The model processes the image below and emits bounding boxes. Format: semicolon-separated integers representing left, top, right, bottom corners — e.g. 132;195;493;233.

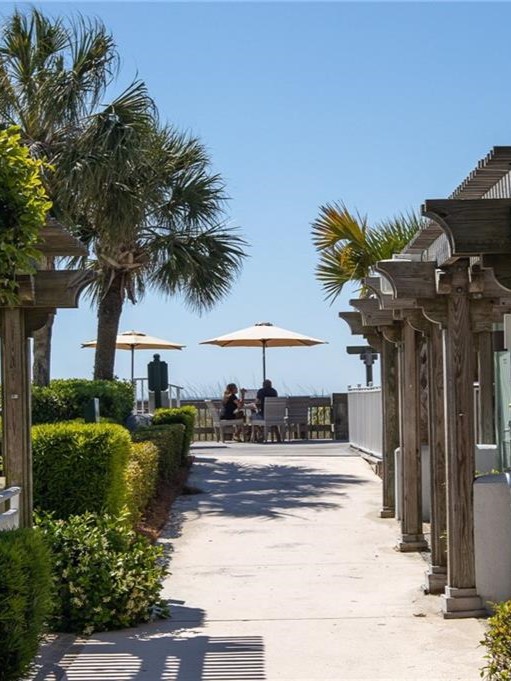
33;423;131;519
0;528;52;681
32;379;134;424
152;406;196;461
125;441;159;522
36;512;168;635
481;601;511;680
132;424;185;482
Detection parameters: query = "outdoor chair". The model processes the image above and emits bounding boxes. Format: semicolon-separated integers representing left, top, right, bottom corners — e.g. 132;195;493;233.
205;400;236;442
285;396;310;440
250;396;287;443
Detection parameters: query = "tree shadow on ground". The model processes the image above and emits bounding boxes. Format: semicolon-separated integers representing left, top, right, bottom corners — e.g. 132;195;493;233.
31;603;266;681
160;455;369;543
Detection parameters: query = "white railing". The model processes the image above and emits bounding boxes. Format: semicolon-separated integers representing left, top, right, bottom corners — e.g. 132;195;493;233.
0;486;21;531
133;378;183;413
348;385;382;457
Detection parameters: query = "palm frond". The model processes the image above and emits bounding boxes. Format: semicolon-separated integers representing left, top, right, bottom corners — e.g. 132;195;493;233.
311;201;368;251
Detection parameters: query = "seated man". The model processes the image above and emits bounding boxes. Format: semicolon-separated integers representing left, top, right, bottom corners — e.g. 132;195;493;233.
255;379;278;416
251;379;280;442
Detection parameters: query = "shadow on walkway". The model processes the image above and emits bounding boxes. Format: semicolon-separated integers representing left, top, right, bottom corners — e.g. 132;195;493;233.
160;455;369;544
31;604;266;681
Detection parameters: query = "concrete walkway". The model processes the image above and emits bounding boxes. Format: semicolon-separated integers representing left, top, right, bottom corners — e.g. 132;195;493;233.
32;441;487;680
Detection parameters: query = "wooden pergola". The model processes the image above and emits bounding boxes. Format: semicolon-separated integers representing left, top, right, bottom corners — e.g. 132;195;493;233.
2;219;92;528
341;146;511;618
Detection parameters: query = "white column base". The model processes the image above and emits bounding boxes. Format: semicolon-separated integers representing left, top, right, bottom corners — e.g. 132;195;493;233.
441;586;487;619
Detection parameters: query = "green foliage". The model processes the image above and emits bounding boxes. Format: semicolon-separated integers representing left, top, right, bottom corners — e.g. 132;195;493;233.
32;422;131;519
32;379;134;424
0;126;51;305
36;512;168;635
132;424;185;481
152;406;196;461
125;440;159;522
311;202;423;301
481;601;511;680
0;528;53;681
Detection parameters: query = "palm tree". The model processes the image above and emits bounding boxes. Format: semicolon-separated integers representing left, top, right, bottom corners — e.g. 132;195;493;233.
55;96;248;380
311;202;424;300
0;8;120;385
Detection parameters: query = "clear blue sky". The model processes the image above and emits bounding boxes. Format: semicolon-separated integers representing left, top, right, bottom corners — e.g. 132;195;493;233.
3;1;511;396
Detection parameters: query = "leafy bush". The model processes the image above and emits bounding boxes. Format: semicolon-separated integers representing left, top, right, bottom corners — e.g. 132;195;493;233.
132;424;185;481
152;406;196;461
32;379;134;424
0;528;52;681
125;441;159;522
33;423;131;519
481;600;511;680
36;512;168;635
0;126;51;306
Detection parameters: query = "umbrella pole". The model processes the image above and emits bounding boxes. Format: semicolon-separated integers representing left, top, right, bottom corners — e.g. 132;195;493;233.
262;341;266;381
130;346;136;413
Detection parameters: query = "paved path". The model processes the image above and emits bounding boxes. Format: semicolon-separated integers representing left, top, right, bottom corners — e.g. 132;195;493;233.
33;442;486;680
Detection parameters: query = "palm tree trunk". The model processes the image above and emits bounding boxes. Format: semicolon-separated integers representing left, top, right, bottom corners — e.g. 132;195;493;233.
94;272;124;380
32;312;56;386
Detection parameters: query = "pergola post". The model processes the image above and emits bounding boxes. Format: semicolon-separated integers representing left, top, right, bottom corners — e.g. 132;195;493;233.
0;220;92;529
477;330;495;444
380;336;399;518
425;322;447;593
440;261;485;617
1;308;33;526
397;321;427;552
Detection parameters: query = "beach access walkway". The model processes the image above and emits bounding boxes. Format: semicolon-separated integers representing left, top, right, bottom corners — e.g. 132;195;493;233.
32;441;486;680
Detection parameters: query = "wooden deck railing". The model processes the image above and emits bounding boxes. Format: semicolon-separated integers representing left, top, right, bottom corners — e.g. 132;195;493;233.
0;486;21;531
182;396;335;441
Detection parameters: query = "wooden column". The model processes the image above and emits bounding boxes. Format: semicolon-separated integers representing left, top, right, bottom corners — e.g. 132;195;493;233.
1;308;32;527
380;337;399;518
477;330;495;444
397;322;427;551
425;323;447;593
441;262;485;617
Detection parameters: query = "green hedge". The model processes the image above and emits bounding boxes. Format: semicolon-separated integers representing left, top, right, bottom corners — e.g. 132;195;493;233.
33;423;131;519
36;512;168;635
32;379;134;424
152;406;196;461
132;424;185;482
481;600;511;680
0;528;52;681
125;441;159;522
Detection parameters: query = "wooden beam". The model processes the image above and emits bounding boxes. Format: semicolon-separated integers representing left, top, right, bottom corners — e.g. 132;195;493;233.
375;260;437;299
350;298;395;326
29;270;95;308
1;308;32;527
423;199;511;256
338;311;365;336
35;218;88;256
24;309;55;335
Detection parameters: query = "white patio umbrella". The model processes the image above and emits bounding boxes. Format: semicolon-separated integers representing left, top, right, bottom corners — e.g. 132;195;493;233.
81;330;185;382
200;322;327;380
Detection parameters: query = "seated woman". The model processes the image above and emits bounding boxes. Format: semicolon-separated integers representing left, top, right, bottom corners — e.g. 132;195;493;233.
220;383;245;440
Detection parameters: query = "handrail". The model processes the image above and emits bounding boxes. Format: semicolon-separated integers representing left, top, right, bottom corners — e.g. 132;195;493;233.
0;486;21;531
133;377;184;412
